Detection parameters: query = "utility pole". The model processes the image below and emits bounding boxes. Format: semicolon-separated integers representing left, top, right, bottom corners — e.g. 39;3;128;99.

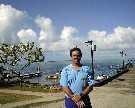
84;40;96;80
120;51;126;69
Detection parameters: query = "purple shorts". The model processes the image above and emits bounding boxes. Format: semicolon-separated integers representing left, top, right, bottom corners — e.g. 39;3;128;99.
65;97;78;108
65;96;92;108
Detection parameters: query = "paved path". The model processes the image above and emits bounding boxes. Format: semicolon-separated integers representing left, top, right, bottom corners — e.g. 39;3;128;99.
90;67;135;108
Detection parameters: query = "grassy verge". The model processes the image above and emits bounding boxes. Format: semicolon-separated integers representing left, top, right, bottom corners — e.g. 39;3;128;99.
2;83;61;93
14;98;64;108
0;83;62;104
0;92;40;104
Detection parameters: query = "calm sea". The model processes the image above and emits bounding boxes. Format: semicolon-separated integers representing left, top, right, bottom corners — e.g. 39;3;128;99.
21;58;133;85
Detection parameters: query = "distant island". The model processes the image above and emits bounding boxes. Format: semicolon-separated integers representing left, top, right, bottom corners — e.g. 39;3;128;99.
47;61;56;62
64;60;72;61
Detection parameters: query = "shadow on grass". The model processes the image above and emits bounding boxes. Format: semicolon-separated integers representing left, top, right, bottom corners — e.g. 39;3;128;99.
14;98;64;108
116;78;125;81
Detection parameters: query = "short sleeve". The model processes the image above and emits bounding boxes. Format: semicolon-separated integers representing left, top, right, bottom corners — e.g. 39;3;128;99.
60;68;68;86
86;68;95;85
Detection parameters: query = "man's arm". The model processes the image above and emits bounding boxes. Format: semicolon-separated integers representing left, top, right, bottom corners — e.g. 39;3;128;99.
81;85;93;96
72;85;93;102
62;86;74;98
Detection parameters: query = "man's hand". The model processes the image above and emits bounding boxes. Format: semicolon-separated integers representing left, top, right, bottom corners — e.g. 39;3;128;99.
71;95;81;103
76;100;85;108
71;95;85;108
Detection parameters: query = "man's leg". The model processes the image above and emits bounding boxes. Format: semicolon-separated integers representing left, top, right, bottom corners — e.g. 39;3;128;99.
65;97;78;108
82;96;92;108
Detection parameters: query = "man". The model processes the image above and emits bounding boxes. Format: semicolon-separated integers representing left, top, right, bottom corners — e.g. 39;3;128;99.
130;60;133;67
60;47;94;108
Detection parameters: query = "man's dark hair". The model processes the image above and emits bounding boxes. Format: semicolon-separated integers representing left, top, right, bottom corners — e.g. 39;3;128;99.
70;47;82;57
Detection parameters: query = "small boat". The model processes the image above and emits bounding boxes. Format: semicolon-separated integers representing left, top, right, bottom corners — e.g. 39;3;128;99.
35;71;42;76
108;64;116;69
96;74;110;81
96;65;100;68
46;75;58;79
97;75;105;80
55;70;62;75
23;74;30;79
29;73;35;77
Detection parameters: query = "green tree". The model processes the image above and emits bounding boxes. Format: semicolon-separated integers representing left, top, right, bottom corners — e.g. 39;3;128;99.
0;42;45;85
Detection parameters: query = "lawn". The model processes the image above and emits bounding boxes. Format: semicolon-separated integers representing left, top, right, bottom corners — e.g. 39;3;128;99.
2;83;61;93
14;98;64;108
0;83;62;105
0;92;40;104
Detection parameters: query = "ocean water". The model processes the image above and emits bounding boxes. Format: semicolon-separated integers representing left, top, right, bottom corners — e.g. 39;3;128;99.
22;59;126;85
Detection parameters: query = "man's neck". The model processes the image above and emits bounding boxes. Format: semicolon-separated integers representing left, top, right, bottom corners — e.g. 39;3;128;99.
72;63;82;70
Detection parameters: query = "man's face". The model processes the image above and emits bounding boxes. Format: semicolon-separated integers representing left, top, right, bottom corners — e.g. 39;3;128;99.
71;50;81;64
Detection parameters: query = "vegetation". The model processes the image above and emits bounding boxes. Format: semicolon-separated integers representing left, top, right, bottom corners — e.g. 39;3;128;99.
14;98;64;108
0;42;45;86
6;84;61;93
0;92;40;104
0;42;64;107
0;84;62;107
0;42;45;74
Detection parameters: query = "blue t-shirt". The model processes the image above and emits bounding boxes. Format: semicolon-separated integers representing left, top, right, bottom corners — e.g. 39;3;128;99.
60;64;94;98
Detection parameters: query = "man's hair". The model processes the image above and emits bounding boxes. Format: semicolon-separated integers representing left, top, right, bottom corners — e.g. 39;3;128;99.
70;47;82;57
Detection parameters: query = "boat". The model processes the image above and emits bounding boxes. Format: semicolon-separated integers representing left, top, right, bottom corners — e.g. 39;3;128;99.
46;75;58;79
35;71;42;76
108;64;117;69
96;74;110;81
55;70;62;75
96;75;105;80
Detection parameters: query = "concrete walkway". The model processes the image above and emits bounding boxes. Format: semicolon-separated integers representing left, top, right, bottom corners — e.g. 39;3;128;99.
90;67;135;108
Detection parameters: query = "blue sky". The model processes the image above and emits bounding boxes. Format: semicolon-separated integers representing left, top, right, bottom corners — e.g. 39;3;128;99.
2;0;135;34
0;0;135;61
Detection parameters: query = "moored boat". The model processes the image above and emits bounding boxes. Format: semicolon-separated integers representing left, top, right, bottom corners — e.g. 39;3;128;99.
55;70;62;75
46;75;58;79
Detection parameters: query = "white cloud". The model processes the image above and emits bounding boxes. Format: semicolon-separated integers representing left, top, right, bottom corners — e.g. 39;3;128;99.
35;16;61;50
35;16;60;42
60;26;78;40
35;16;82;51
88;26;135;50
0;4;27;45
0;4;135;61
56;26;79;50
17;29;38;46
47;26;85;51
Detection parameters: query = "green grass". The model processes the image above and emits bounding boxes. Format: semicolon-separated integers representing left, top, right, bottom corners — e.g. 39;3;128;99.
5;84;61;93
0;84;60;104
14;98;64;108
0;92;40;104
0;83;62;106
